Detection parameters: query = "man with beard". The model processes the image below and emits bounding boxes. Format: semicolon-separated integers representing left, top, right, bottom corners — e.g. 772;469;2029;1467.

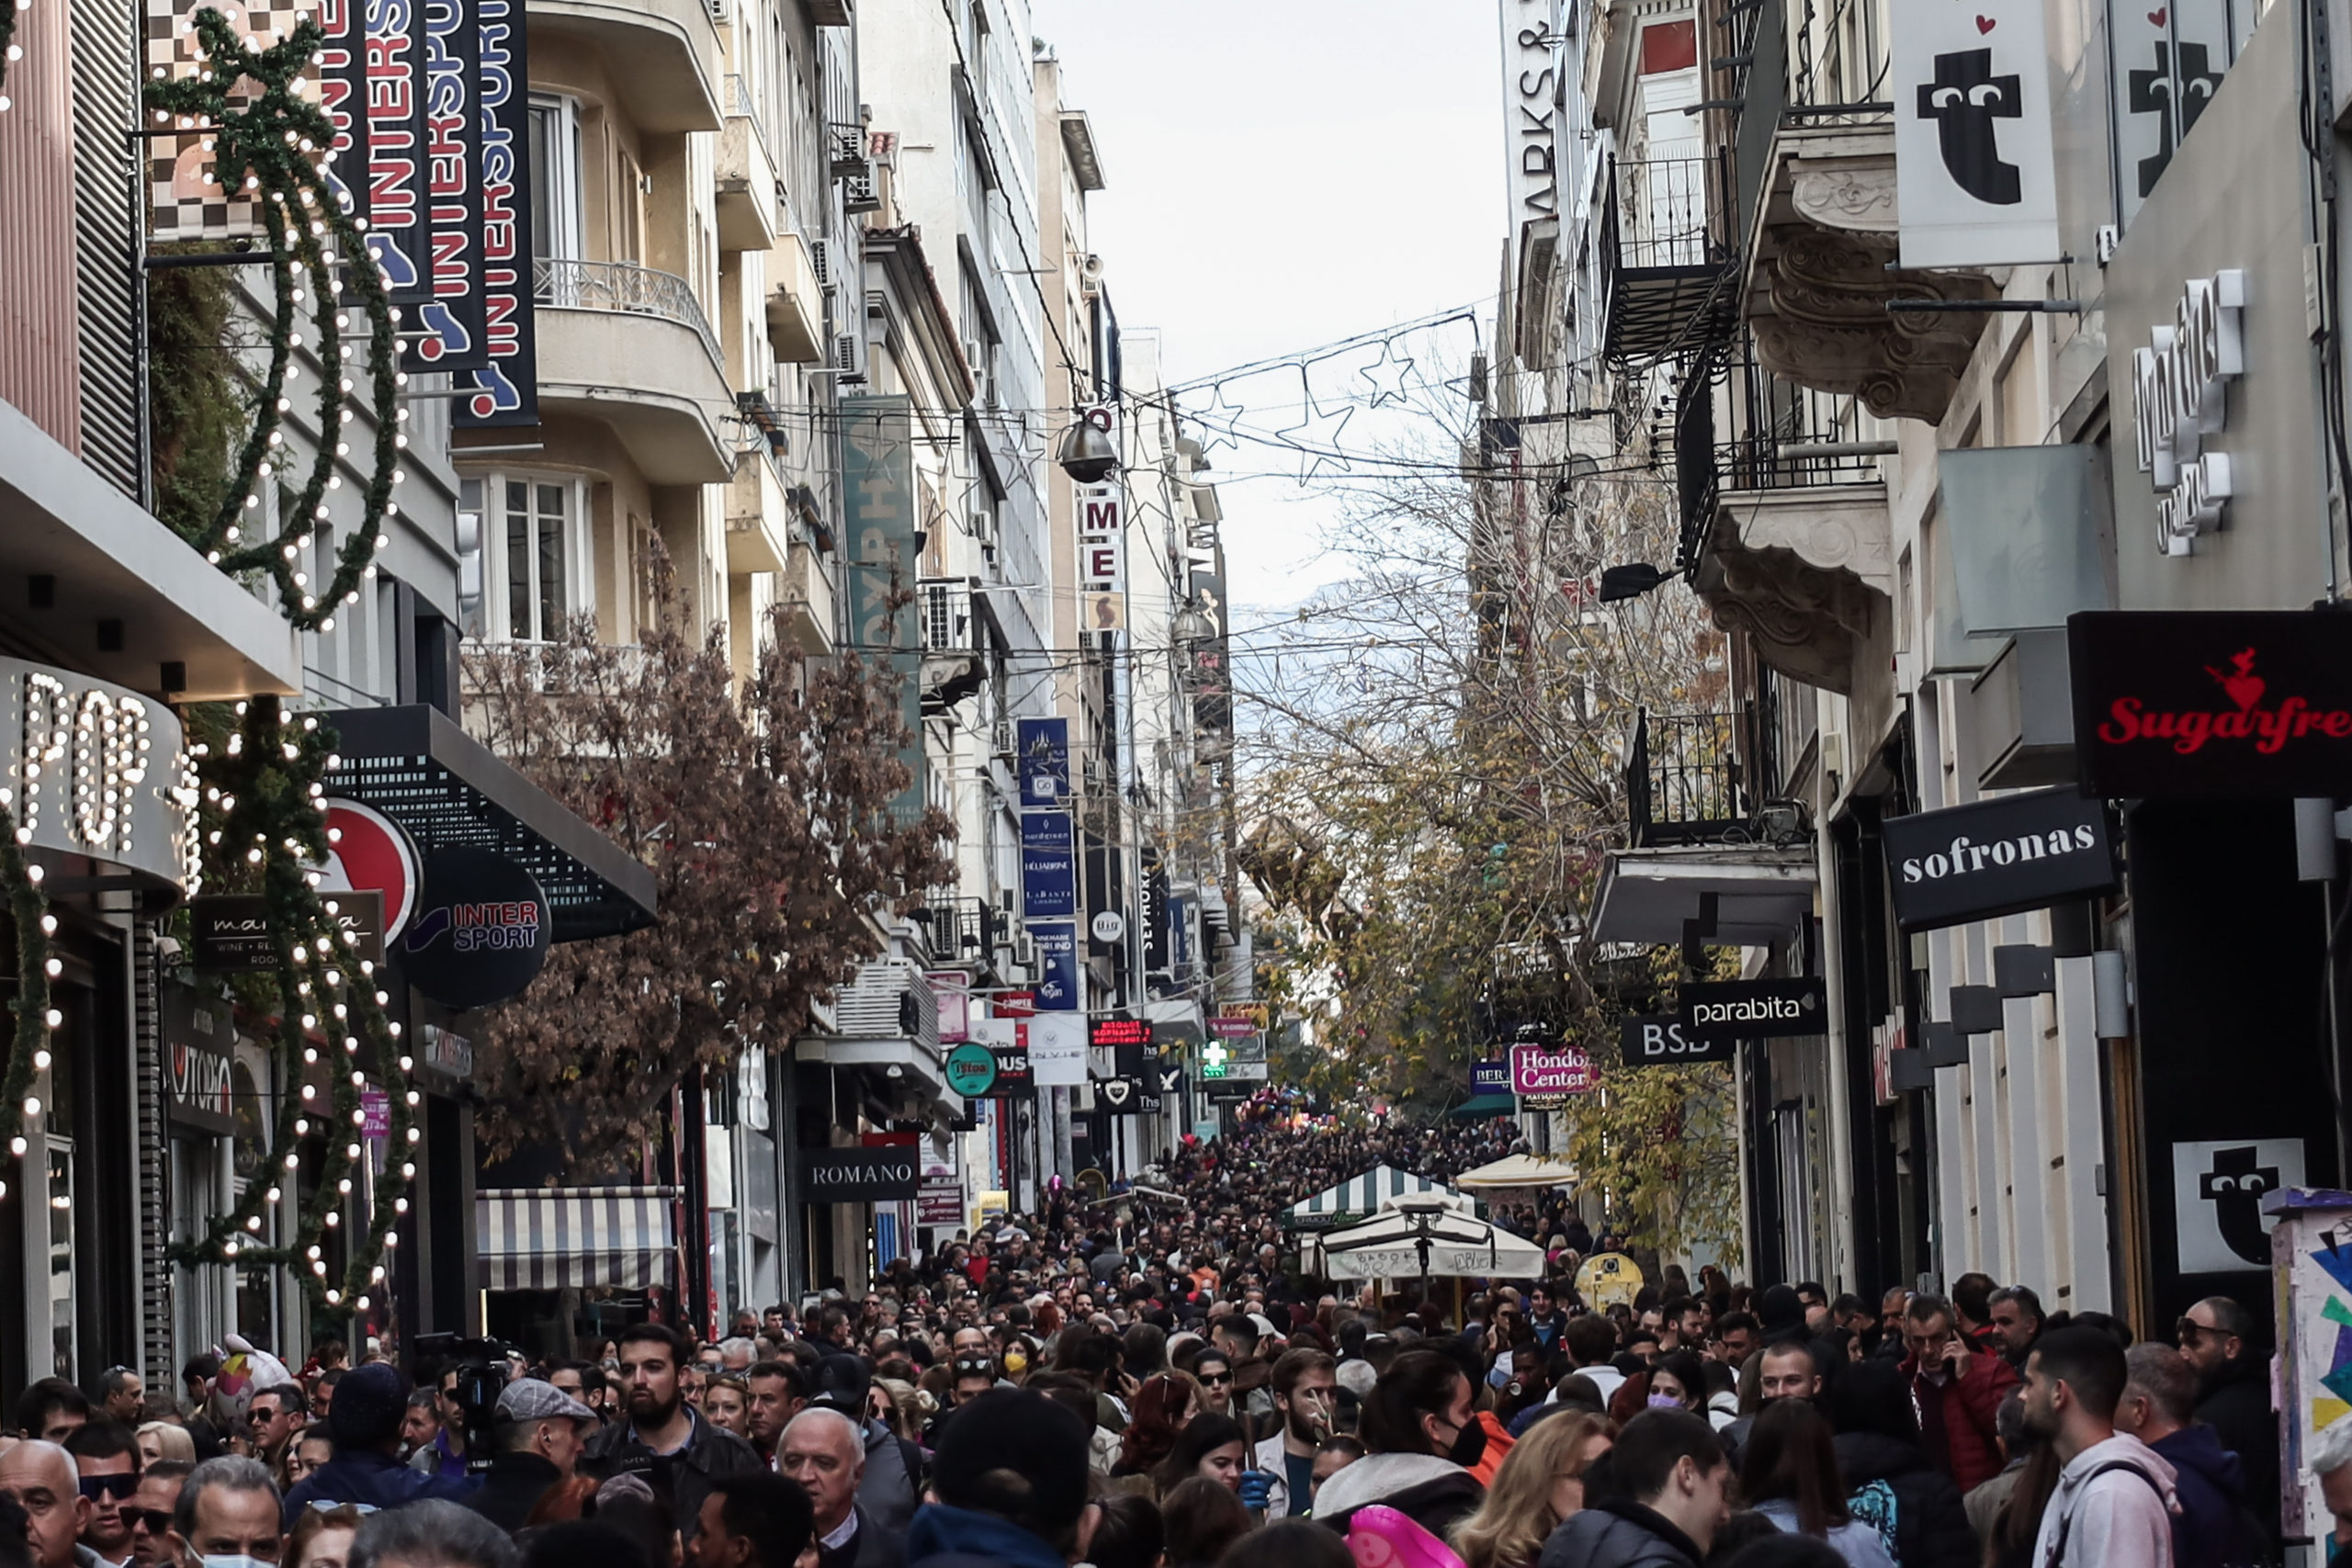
1250;1348;1336;1520
2022;1326;2177;1566
1987;1287;2046;1371
582;1323;763;1544
2179;1294;2278;1550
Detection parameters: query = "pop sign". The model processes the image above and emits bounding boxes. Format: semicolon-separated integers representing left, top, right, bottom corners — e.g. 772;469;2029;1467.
1510;1042;1597;1097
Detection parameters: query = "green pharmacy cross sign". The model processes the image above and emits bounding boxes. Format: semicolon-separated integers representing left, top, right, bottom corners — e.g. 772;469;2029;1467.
944;1043;999;1098
1201;1040;1230;1079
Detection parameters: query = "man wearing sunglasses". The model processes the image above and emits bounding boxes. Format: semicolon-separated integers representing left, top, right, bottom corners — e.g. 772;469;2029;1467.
125;1462;191;1568
2180;1294;2279;1551
62;1423;143;1568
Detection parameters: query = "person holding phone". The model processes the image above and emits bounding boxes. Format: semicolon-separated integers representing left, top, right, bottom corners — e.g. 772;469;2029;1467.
1899;1292;2019;1494
1248;1348;1337;1520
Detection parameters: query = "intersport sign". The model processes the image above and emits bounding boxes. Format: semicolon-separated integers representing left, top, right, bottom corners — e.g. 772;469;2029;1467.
1880;788;2117;931
1680;978;1827;1041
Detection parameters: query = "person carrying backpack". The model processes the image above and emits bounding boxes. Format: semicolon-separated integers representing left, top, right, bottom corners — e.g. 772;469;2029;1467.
2021;1328;2177;1567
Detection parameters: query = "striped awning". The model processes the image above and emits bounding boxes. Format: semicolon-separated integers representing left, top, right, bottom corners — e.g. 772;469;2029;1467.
1281;1166;1459;1230
477;1187;679;1291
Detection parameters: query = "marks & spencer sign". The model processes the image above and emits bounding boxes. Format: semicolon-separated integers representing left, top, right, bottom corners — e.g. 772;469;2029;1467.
2069;611;2352;796
1881;788;2117;931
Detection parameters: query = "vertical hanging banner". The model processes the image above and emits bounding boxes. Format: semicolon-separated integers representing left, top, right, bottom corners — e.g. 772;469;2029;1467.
841;397;925;821
456;0;536;425
1498;0;1562;231
2105;0;2233;229
403;0;487;372
1031;920;1080;1011
365;0;433;304
1016;717;1071;807
1893;0;2061;267
1078;486;1126;637
1020;810;1078;919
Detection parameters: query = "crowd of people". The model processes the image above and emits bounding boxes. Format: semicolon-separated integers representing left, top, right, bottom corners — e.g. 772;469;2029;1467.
0;1115;2323;1568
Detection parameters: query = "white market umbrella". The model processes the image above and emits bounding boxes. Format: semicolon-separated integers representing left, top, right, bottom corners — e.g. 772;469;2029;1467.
1313;1195;1547;1295
1453;1153;1581;1191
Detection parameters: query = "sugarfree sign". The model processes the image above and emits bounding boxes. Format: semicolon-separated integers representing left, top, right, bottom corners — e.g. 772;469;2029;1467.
2131;270;2244;557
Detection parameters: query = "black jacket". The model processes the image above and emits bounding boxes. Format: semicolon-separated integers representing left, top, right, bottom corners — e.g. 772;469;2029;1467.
1535;1499;1704;1568
819;1503;907;1568
2196;1353;2278;1545
581;1408;765;1542
1833;1429;1977;1568
460;1451;565;1533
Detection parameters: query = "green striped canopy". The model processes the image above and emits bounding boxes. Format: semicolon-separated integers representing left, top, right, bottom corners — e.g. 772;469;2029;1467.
1281;1165;1460;1231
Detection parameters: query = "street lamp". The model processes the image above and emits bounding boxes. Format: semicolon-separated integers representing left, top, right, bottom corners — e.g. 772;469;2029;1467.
1170;602;1218;644
1055;420;1119;484
1598;562;1682;603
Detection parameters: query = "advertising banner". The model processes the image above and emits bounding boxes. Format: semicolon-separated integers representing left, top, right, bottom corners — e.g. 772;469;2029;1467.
841;397;923;818
1892;0;2061;266
401;845;549;1009
1881;788;2117;931
1510;1042;1596;1097
1020;810;1078;919
455;0;537;425
1016;717;1070;807
1031;920;1080;1010
401;0;488;371
2070;611;2352;796
364;0;433;303
917;1171;964;1226
1471;1060;1511;1092
1027;1014;1087;1087
1680;977;1828;1041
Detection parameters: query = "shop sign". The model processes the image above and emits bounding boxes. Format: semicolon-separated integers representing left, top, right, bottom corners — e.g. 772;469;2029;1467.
2069;611;2352;796
0;659;198;893
799;1143;920;1202
1020;811;1078;919
322;798;421;940
163;986;237;1134
1498;0;1560;225
1209;1014;1257;1038
1090;1018;1151;1049
360;1089;390;1138
2173;1137;2302;1273
1016;718;1070;807
1090;911;1125;944
929;971;970;1043
402;846;549;1009
1470;1060;1511;1092
1620;1016;1738;1066
1881;788;2117;931
415;1022;473;1078
1510;1042;1595;1097
187;896;275;971
1096;1076;1146;1115
917;1171;964;1226
1027;1013;1087;1087
1079;484;1126;637
1891;0;2061;267
2130;271;2245;556
1032;920;1080;1010
1680;977;1827;1040
943;1043;998;1099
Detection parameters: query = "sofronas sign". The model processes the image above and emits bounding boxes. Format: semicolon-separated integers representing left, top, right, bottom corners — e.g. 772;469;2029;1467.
2069;611;2352;796
1881;788;2117;931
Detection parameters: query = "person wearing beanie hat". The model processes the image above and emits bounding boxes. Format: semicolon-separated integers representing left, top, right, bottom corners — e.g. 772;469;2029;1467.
904;1390;1097;1568
281;1363;478;1523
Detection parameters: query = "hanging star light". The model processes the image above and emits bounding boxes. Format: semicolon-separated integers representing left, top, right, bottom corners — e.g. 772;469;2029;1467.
1357;338;1416;410
1187;378;1248;461
1276;367;1356;484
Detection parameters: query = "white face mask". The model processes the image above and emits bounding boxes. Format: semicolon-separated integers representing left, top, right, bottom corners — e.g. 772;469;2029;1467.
199;1554;275;1568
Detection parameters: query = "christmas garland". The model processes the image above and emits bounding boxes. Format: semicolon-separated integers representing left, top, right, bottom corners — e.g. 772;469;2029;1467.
0;797;54;1190
0;0;20;113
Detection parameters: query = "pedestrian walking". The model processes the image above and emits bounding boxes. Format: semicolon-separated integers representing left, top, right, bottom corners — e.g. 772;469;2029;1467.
1448;1410;1613;1568
901;1389;1095;1568
1897;1296;2018;1495
459;1380;598;1532
346;1499;514;1568
1309;1350;1487;1538
282;1365;475;1522
1825;1359;1976;1568
1737;1401;1896;1568
2116;1344;2261;1568
581;1325;763;1546
778;1409;902;1568
2178;1298;2278;1554
1532;1408;1732;1568
2023;1326;2177;1568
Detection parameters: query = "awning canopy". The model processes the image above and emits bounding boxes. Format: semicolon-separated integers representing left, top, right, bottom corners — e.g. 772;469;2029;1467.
477;1186;678;1291
1588;844;1817;946
322;704;660;943
1454;1153;1581;1190
1282;1165;1463;1230
1447;1093;1518;1120
1311;1203;1548;1281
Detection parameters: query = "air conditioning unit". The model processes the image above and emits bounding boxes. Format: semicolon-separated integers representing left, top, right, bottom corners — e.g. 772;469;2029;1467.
706;0;726;20
831;327;867;384
1012;931;1037;971
808;237;832;289
968;365;989;404
841;159;880;214
831;127;865;174
969;512;996;545
991;718;1016;758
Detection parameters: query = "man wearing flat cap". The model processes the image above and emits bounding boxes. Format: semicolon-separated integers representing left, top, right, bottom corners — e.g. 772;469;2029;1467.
461;1379;599;1531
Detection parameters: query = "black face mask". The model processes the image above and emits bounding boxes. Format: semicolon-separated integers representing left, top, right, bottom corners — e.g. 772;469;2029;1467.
1444;1415;1487;1469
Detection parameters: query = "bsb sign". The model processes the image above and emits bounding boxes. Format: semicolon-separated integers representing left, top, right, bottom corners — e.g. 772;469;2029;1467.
1880;788;2118;931
2069;611;2352;796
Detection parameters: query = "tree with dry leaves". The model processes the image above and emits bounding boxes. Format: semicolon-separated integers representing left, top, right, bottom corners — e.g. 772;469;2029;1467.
460;570;956;1162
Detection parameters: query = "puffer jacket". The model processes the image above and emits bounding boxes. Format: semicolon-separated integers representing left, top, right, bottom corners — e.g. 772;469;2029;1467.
1900;1350;2019;1495
1833;1429;1978;1568
1534;1499;1705;1568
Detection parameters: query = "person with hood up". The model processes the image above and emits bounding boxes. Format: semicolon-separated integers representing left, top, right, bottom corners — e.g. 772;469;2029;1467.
280;1363;478;1522
1533;1408;1731;1568
1309;1349;1487;1538
1823;1358;1975;1568
2021;1326;2178;1567
2116;1344;2257;1568
903;1389;1097;1568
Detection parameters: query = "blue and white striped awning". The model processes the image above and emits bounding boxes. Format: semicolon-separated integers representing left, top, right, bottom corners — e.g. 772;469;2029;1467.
477;1187;679;1291
1282;1166;1459;1230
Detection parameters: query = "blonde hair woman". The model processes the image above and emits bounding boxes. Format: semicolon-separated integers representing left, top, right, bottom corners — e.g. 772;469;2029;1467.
1448;1411;1614;1568
134;1422;197;1466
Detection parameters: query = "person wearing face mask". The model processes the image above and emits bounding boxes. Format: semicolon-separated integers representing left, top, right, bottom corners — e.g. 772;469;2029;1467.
165;1458;282;1568
1306;1348;1487;1538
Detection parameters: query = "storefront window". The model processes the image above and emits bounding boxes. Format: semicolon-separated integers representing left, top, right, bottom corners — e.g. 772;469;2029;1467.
46;1142;74;1377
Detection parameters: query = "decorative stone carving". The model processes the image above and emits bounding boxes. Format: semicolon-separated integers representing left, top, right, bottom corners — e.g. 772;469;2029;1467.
1745;126;1997;424
1699;484;1893;696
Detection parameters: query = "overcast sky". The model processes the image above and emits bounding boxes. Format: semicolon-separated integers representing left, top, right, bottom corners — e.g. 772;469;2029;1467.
1029;0;1505;626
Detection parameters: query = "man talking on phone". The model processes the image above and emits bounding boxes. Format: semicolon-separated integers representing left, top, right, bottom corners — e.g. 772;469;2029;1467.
1900;1292;2019;1493
1250;1348;1338;1520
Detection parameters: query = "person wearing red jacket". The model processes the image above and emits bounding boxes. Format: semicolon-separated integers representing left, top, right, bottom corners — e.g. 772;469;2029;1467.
1899;1292;2020;1494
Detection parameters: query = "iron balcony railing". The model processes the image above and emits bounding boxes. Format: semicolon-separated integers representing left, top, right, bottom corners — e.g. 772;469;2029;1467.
534;257;721;369
1600;152;1740;365
1626;704;1781;848
1674;344;1884;570
911;896;995;962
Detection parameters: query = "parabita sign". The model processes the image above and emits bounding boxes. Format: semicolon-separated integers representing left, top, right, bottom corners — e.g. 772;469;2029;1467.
2070;611;2352;797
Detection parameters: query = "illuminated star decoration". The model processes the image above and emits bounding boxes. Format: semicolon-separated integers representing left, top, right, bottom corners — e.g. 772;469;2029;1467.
0;0;22;112
1276;367;1355;484
1188;378;1248;461
1357;337;1416;409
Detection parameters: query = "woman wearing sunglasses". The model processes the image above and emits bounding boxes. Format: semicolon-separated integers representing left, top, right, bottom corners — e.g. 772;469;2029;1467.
1191;1353;1238;1420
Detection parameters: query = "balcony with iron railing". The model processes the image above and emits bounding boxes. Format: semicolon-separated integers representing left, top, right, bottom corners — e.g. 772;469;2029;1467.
1600;152;1741;366
522;257;732;486
910;895;998;966
1627;706;1761;847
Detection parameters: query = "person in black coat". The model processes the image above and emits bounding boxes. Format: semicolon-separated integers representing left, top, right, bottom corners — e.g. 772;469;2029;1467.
2182;1295;2279;1551
1825;1359;1976;1568
461;1379;599;1532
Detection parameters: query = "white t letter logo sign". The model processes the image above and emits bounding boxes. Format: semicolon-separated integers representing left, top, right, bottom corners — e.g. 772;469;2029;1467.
1894;0;2061;267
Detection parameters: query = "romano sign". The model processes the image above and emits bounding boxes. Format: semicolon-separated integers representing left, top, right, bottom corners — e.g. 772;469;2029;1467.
1680;978;1827;1041
2069;611;2352;796
1880;789;2117;931
799;1144;920;1202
